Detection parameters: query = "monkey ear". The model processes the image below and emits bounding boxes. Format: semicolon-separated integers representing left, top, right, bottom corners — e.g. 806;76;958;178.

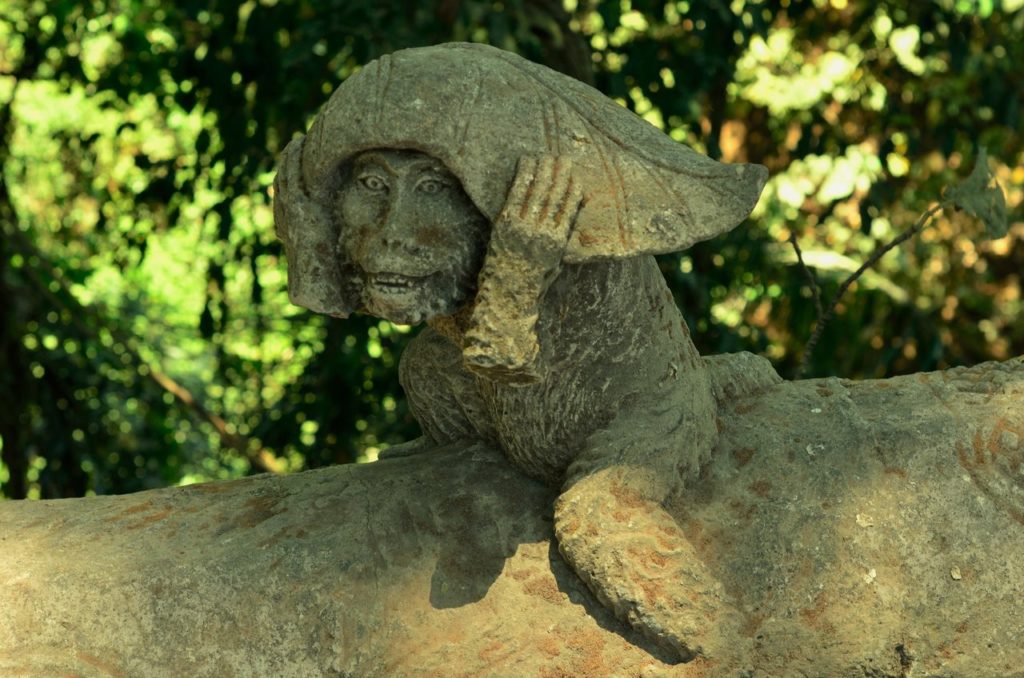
273;135;356;318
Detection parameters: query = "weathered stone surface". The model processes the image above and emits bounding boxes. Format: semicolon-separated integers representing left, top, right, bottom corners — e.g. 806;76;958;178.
1;358;1022;676
685;357;1024;675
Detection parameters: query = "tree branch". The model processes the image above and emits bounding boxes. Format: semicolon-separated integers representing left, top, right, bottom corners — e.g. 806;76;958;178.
797;201;947;378
2;356;1021;675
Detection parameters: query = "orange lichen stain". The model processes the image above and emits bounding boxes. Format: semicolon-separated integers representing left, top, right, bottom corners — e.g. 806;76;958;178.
739;612;766;638
508;568;531;582
75;652;126;678
244;494;280;512
237;494;287;528
257;525;309;548
883;466;907;477
187;480;235;494
728;499;756;522
798;592;836;635
538;668;574;678
956;440;970;469
124;508;173;530
539;636;562;658
559;515;582;536
523;576;564;605
680;656;717;678
958;438;1024;526
478;640;510;665
564;628;609;676
795;557;816;581
654;532;677;552
973;430;986;465
582;523;601;539
634;572;664;603
958;417;1024;469
955;620;969;634
987;417;1024;457
609;482;646;509
748;480;772;498
117;501;154;516
627;544;670;574
731;447;756;468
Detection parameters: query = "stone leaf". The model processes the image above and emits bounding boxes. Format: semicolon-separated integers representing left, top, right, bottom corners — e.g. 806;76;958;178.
945;147;1009;239
299;42;768;263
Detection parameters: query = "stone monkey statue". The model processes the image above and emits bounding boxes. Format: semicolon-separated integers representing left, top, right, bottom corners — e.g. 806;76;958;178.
274;42;774;663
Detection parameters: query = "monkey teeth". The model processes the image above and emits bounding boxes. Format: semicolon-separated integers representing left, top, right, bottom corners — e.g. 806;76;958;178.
369;273;424;293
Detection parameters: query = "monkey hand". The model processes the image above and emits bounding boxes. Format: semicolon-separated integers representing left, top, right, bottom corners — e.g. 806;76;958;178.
463;154;583;384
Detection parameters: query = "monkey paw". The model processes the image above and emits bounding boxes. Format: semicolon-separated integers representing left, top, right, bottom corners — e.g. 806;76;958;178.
554;471;750;668
377;437;434;460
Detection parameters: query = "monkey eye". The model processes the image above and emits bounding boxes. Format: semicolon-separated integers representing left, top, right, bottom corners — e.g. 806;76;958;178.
357;174;389;192
415;177;447;195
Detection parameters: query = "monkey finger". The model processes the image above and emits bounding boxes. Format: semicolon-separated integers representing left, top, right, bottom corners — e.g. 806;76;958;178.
500;154;539;224
539;155;574;226
551;174;585;235
523;154;556;223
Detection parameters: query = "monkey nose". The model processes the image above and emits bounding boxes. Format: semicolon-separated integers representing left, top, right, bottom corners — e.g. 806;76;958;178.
360;234;422;274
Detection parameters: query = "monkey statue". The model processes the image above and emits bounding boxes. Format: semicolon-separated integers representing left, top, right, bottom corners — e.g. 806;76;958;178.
274;42;777;664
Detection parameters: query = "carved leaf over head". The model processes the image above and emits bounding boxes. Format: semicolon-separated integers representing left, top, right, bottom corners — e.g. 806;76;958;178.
299;42;768;263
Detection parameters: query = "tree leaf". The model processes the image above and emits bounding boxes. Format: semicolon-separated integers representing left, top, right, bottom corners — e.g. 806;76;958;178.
945;148;1008;239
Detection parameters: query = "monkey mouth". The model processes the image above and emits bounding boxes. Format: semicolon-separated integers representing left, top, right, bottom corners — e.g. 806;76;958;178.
366;272;431;294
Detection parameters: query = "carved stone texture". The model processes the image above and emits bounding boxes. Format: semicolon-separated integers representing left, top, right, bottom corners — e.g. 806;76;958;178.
273;42;770;662
1;359;1022;676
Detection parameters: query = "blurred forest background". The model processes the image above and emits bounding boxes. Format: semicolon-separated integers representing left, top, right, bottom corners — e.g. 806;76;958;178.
1;0;1021;499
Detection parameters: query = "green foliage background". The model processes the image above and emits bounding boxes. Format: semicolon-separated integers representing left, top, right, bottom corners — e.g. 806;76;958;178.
1;0;1021;499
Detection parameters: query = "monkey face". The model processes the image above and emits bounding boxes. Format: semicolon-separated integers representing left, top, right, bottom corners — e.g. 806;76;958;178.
334;150;490;325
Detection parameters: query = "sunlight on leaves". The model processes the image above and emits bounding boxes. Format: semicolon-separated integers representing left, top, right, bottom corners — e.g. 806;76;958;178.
889;26;926;75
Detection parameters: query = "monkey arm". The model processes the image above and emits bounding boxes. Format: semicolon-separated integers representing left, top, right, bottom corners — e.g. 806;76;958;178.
382;328;496;460
395;328;499;451
553;387;750;666
463;155;582;384
375;437;434;460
